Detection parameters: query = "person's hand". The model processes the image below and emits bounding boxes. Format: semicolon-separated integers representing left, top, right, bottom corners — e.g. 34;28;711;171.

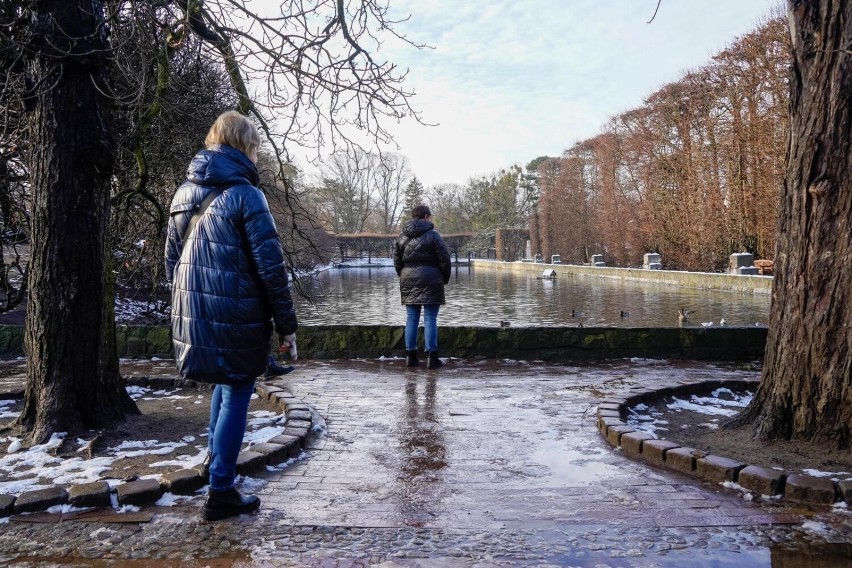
279;333;298;360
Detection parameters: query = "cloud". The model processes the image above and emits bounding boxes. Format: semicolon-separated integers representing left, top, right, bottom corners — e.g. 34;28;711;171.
377;0;778;186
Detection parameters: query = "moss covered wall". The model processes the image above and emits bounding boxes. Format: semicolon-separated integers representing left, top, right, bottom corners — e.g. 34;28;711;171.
0;324;767;361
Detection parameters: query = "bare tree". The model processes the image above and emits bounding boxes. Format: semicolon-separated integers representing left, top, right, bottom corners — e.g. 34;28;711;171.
372;152;411;233
426;183;471;234
314;149;375;234
1;0;419;441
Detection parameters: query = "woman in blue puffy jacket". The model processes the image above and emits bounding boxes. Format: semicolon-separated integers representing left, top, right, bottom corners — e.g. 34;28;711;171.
394;204;452;369
165;111;297;521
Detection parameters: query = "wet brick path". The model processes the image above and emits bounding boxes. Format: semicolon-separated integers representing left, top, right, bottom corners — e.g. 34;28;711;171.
1;358;850;566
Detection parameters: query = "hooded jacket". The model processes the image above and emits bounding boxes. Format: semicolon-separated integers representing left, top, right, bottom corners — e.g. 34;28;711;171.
165;144;297;384
394;218;452;305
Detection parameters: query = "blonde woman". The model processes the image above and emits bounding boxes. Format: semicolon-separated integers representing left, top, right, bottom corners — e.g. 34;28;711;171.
165;111;297;520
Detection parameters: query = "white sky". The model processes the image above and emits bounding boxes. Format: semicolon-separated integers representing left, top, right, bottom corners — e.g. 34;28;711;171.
372;0;782;187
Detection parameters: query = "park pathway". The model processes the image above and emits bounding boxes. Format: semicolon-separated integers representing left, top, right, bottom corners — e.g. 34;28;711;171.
0;358;850;566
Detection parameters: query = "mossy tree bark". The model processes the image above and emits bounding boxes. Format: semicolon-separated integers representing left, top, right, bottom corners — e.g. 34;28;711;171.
730;1;851;448
16;0;138;443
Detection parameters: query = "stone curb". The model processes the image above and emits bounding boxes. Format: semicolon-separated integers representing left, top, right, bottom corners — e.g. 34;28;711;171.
596;379;848;507
1;379;312;519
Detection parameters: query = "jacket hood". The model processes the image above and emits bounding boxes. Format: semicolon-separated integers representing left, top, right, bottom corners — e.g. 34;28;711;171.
403;218;434;238
185;144;260;188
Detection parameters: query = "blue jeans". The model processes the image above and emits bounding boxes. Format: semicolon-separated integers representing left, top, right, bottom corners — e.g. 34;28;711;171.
207;379;256;491
405;304;440;352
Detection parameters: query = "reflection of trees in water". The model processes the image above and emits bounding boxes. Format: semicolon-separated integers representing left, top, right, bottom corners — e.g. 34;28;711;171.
397;375;447;527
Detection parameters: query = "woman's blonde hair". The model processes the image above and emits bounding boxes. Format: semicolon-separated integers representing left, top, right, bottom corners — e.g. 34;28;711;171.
205;110;260;163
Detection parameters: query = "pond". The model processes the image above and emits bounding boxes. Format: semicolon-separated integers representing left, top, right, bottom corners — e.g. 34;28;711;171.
293;265;771;328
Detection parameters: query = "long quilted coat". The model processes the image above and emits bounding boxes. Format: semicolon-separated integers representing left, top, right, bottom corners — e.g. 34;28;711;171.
394;218;452;305
165;144;297;384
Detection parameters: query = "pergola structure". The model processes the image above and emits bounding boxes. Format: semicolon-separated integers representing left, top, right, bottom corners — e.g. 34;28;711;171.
333;232;477;263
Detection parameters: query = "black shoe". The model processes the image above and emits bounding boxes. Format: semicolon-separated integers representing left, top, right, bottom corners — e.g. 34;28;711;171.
405;350;419;367
265;361;295;377
197;451;212;480
202;487;261;521
426;351;443;369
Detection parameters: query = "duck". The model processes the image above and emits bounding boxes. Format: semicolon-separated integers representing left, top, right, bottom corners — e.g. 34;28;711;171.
678;307;695;323
499;320;511;328
620;310;630;318
571;309;584;317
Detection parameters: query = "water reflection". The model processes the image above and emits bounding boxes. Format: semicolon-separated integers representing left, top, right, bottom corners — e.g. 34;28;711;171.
771;541;852;567
531;437;622;486
294;267;771;328
396;374;446;527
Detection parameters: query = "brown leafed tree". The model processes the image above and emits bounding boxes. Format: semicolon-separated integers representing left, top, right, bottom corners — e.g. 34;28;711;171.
729;0;852;448
532;16;788;272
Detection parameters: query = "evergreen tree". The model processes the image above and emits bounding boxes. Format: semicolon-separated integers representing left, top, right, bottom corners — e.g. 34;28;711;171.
403;176;425;215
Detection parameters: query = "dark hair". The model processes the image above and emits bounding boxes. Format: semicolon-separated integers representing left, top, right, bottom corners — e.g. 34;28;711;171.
411;204;431;219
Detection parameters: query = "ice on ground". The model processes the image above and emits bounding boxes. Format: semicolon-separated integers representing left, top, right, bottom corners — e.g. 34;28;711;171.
125;385;151;400
801;520;830;534
107;439;188;458
114;297;168;324
0;399;18;419
46;503;89;514
2;432;65;468
149;388;182;397
627;387;754;432
244;426;284;445
238;475;268;493
155;492;193;507
150;447;207;468
115;504;140;513
667;397;741;417
628;358;667;365
803;468;850;478
142;394;192;401
248;410;278;423
626;405;667;436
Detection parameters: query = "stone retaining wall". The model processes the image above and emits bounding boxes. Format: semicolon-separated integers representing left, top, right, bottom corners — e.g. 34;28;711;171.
472;259;772;294
0;324;768;361
597;382;852;507
0;379;312;519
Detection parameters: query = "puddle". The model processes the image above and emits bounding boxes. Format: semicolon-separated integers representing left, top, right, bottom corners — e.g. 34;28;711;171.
530;437;623;486
770;540;852;567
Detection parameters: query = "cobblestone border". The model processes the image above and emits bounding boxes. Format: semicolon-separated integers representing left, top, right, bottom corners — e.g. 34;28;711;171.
0;379;311;518
596;379;852;507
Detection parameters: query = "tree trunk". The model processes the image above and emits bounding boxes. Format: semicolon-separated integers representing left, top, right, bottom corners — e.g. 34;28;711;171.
730;1;852;449
17;0;137;443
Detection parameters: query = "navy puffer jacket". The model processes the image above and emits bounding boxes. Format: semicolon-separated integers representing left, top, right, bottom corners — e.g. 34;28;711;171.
165;144;297;384
394;219;452;305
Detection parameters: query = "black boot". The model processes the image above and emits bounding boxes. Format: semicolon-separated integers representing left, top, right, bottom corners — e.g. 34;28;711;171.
202;487;261;521
405;350;419;367
426;351;443;369
265;355;295;377
197;451;212;480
